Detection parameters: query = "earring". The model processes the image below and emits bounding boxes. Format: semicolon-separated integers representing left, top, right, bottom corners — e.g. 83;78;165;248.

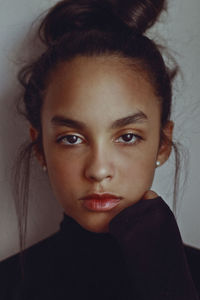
156;161;161;167
42;165;47;172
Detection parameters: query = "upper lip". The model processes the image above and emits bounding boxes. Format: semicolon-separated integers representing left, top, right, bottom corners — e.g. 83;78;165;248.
80;193;122;200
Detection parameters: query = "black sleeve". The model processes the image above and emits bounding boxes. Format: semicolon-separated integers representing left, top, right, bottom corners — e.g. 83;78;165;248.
109;197;199;300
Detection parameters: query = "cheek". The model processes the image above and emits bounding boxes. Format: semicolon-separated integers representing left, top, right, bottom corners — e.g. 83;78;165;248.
45;151;83;196
122;158;155;184
118;147;157;190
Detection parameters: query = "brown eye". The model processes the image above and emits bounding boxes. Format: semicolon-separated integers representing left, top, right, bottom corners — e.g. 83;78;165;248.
67;135;79;144
122;134;135;142
57;135;83;145
116;133;141;144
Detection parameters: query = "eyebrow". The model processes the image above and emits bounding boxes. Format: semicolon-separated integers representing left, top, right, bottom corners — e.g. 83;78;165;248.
110;111;148;129
51;111;148;131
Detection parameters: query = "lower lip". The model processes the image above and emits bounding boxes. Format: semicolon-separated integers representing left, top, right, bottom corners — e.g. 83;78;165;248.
82;198;121;212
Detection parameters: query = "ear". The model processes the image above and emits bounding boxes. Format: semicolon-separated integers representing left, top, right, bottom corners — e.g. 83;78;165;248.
156;121;174;167
29;126;45;167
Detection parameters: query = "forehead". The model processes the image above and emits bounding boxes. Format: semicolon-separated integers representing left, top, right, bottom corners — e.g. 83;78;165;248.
43;55;160;125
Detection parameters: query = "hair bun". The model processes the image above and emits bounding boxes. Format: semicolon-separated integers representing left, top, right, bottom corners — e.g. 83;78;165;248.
113;0;167;35
40;0;167;45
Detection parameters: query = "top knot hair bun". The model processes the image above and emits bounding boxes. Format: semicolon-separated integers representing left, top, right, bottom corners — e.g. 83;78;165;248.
39;0;167;45
113;0;167;34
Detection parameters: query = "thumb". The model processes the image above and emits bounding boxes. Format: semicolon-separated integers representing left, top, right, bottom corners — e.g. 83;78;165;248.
143;190;159;200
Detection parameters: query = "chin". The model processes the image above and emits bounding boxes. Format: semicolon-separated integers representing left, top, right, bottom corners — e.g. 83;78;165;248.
77;213;111;233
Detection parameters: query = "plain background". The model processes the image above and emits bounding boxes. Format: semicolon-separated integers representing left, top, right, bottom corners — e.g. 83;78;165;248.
0;0;200;261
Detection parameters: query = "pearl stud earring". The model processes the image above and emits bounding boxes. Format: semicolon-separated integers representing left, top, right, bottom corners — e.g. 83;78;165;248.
43;165;47;172
156;161;161;167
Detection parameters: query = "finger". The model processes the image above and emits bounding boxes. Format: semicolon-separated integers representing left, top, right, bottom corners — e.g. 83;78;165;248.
143;190;159;200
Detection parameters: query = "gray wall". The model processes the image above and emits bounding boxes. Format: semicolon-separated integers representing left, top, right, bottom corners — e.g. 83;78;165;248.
0;0;200;261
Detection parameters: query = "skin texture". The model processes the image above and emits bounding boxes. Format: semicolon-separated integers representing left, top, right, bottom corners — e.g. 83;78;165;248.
30;55;173;232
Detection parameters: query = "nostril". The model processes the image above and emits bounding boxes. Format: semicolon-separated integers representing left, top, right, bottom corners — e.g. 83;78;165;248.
88;173;112;183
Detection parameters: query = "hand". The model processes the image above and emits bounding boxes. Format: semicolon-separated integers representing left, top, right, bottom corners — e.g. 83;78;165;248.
109;189;161;232
109;191;198;299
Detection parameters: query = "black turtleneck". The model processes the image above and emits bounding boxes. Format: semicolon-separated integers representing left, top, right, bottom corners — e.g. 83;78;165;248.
0;197;199;300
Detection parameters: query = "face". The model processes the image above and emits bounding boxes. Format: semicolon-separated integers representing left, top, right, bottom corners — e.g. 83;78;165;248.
32;55;172;232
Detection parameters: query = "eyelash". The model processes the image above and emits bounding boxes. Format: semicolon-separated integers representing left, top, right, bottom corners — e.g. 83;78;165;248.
56;133;142;146
115;133;142;145
57;134;84;145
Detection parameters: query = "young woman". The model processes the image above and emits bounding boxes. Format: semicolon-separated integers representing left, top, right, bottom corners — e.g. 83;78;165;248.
0;0;200;299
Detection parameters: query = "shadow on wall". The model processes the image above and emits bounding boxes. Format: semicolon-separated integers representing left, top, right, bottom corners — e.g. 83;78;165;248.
0;22;62;261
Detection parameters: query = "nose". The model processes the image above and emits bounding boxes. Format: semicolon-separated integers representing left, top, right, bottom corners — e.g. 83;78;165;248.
84;145;114;183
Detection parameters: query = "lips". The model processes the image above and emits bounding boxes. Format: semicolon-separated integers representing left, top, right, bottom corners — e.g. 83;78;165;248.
80;193;122;212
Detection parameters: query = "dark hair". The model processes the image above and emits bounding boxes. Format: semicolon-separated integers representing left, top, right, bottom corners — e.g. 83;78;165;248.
14;0;180;252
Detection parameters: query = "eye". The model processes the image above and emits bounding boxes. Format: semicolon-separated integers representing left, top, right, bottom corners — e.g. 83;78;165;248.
57;134;84;145
115;133;141;144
